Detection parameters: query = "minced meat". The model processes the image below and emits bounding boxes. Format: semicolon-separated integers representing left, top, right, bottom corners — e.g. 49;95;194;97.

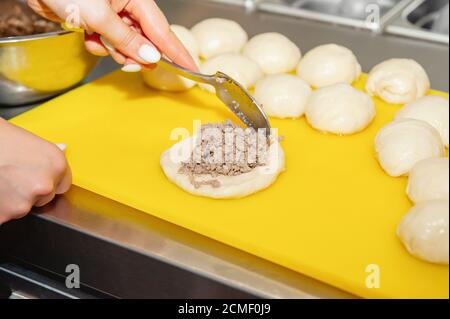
179;120;270;188
0;0;61;38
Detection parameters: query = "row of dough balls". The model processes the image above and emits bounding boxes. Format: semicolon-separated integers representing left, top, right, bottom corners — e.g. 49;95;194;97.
143;19;302;92
190;18;362;87
374;96;449;265
143;19;436;137
145;18;430;107
143;19;377;135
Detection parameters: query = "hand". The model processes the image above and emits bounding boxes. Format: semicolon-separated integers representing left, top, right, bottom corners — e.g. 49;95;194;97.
0;118;71;225
27;0;198;72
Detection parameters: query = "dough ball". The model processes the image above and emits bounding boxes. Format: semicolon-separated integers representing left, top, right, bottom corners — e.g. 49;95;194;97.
407;157;449;203
142;25;199;92
143;56;199;92
305;83;375;135
254;74;311;119
396;95;449;148
366;58;430;104
199;53;263;93
160;136;285;199
397;200;449;265
374;119;445;177
243;32;301;74
191;18;248;59
296;44;362;88
170;24;199;57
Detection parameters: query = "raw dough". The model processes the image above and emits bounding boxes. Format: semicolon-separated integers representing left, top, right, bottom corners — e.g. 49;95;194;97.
199;53;263;93
169;24;200;57
374;119;445;177
191;18;248;59
305;83;375;135
366;59;430;104
243;32;301;74
142;25;199;91
142;59;198;91
407;157;449;203
397;200;449;265
254;74;311;119
396;95;449;148
160;128;285;199
296;44;362;88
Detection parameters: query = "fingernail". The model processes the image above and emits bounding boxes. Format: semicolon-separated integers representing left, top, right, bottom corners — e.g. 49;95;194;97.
100;35;115;52
56;143;67;152
121;64;142;73
138;44;161;63
85;30;94;35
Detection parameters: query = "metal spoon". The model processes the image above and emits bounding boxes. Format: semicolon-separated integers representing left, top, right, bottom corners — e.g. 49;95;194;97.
157;57;271;134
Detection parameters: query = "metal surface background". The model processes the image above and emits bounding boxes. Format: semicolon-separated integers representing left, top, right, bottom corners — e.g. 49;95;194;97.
0;0;448;299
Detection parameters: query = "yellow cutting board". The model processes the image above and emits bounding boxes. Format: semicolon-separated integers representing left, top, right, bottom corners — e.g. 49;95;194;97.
10;71;449;298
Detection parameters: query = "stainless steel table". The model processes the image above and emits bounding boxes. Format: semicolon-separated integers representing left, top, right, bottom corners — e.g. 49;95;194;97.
0;0;448;299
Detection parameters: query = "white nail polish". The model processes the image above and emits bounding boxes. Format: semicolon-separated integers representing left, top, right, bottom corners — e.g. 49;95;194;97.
56;143;67;152
100;35;115;52
138;44;161;63
121;64;142;73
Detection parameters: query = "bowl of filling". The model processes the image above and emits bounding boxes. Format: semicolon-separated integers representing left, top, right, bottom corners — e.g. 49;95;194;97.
0;0;99;106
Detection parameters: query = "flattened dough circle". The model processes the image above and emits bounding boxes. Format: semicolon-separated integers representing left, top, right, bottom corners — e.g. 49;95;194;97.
160;137;285;199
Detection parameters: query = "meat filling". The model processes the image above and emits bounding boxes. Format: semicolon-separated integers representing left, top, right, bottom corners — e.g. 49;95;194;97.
178;120;270;188
0;0;61;38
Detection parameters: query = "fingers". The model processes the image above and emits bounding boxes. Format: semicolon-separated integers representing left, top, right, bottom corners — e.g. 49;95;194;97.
55;165;72;195
109;48;127;65
121;58;142;72
126;0;198;71
84;28;150;72
88;5;161;66
30;0;193;72
26;150;71;209
34;191;56;207
30;0;190;71
84;32;109;57
35;151;71;206
53;146;72;195
84;30;120;59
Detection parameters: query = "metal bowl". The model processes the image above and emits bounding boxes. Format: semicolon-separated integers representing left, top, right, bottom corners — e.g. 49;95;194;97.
0;30;99;106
